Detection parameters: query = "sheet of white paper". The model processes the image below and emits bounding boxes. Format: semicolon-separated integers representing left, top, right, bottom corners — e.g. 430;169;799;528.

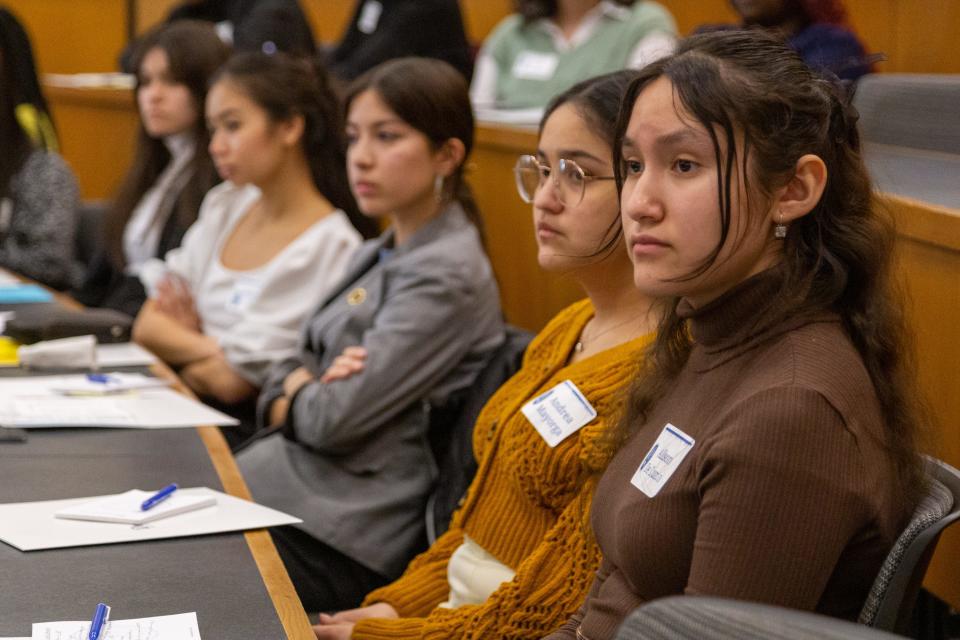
95;343;159;368
0;488;301;551
32;611;201;639
0;636;29;640
56;489;217;525
0;268;22;286
0;378;237;428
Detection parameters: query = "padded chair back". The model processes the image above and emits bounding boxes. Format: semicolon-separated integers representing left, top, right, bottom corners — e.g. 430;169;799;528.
859;456;960;632
853;74;960;155
617;596;904;640
425;325;532;543
75;201;107;271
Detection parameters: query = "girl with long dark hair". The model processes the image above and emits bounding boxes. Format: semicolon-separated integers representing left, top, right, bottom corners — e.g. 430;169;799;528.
74;20;228;315
548;29;924;639
133;52;366;416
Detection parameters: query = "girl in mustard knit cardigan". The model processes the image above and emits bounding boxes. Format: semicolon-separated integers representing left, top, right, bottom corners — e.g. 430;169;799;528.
312;71;659;640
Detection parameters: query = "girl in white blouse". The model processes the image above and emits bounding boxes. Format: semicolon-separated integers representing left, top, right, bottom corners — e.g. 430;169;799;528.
133;52;372;415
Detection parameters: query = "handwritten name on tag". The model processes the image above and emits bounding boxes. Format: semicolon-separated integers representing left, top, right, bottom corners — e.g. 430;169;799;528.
630;423;695;498
522;380;597;447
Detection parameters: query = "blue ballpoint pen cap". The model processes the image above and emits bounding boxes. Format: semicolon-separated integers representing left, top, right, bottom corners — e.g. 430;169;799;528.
88;602;110;640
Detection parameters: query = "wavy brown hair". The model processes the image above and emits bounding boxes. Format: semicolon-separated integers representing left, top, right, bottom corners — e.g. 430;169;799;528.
607;30;926;505
105;20;229;267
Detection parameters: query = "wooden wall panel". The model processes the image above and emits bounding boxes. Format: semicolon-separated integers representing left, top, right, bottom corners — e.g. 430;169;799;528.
134;0;181;35
2;0;127;74
302;0;357;44
44;86;138;201
889;0;960;74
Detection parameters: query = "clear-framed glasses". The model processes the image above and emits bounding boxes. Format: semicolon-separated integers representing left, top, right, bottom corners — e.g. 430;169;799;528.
513;154;616;206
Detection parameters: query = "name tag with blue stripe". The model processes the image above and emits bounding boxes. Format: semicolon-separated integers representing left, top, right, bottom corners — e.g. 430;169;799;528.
522;380;597;447
631;423;695;497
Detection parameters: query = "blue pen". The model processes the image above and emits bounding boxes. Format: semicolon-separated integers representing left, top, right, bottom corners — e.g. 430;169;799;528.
88;602;110;640
140;483;179;511
86;373;111;384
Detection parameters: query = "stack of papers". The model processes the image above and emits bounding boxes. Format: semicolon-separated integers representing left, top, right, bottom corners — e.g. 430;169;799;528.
48;372;169;395
0;375;237;428
0;488;301;551
1;611;201;639
56;489;216;525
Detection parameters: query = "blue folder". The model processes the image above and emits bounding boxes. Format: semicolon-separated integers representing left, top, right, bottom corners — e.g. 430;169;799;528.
0;284;54;304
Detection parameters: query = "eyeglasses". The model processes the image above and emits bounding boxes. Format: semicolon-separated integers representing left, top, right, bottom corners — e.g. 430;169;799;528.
513;154;616;206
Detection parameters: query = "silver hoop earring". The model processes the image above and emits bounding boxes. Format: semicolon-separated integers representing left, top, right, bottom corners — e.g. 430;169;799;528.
774;211;788;239
434;175;445;203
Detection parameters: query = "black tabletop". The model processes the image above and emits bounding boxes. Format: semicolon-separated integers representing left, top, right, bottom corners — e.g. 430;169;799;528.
0;370;287;638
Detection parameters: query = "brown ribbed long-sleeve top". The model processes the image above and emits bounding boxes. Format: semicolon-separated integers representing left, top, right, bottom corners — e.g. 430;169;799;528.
352;299;654;640
548;269;910;640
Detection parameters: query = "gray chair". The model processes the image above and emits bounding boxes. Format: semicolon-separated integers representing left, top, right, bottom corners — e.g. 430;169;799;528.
859;456;960;633
616;596;906;640
852;73;960;209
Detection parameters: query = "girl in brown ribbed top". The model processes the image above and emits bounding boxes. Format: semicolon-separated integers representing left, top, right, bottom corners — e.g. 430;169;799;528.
547;31;927;640
312;72;659;640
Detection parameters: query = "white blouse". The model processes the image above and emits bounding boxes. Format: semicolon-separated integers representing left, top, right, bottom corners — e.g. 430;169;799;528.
140;182;362;385
123;132;196;275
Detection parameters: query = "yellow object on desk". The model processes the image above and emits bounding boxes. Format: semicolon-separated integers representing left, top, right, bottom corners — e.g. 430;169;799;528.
0;336;20;366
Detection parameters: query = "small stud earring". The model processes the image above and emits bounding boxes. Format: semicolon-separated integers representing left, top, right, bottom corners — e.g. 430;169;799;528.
774;211;788;239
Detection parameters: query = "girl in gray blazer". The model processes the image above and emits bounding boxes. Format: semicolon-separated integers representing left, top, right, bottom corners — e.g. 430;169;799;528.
237;58;504;613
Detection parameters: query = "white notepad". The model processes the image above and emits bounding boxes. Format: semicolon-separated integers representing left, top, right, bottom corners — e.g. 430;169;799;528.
0;488;301;551
55;489;216;525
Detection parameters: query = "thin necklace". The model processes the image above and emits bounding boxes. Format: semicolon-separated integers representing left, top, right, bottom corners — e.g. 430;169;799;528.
574;315;638;353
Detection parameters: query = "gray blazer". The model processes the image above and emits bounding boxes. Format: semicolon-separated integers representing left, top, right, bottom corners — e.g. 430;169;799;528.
238;203;504;578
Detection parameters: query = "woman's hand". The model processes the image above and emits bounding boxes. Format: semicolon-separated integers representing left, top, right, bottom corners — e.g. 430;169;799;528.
318;602;399;624
312;622;353;640
155;274;201;331
283;366;316;398
320;346;368;383
313;602;399;639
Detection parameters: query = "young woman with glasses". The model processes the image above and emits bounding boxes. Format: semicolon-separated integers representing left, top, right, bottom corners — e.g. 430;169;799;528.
547;30;924;640
313;70;659;640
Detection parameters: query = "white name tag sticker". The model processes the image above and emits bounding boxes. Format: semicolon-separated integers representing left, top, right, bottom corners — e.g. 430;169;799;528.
225;275;263;313
358;0;383;34
630;423;695;498
511;51;559;80
522;380;597;447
